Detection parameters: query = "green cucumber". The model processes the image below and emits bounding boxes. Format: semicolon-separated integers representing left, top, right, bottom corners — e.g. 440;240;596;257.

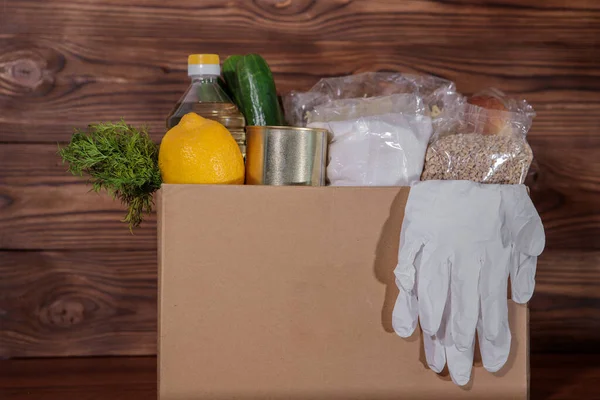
235;54;284;126
222;55;242;108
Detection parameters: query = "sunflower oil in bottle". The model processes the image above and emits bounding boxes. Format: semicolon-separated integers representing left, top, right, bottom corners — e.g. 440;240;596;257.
166;54;246;157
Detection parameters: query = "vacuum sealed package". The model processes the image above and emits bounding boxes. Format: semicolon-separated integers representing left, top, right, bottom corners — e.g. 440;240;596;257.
284;72;463;127
421;88;536;184
307;94;433;186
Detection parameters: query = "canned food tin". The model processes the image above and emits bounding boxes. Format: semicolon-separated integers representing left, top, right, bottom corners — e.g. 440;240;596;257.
245;126;328;186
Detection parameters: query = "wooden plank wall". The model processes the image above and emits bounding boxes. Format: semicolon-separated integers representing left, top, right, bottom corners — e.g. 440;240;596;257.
0;0;599;357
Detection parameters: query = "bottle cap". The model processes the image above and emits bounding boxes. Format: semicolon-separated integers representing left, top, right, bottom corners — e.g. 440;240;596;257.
188;54;220;76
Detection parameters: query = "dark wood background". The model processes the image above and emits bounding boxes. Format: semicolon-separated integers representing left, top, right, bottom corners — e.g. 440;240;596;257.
0;0;598;358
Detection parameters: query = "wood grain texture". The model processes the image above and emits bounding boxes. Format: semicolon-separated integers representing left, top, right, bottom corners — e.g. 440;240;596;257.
531;251;600;353
0;250;157;358
0;183;157;250
0;144;157;250
0;357;157;400
1;0;599;357
0;248;598;357
528;136;600;251
3;0;600;45
1;35;599;142
1;355;600;399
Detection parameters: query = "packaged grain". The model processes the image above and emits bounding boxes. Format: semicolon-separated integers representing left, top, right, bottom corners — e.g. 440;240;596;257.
421;88;536;184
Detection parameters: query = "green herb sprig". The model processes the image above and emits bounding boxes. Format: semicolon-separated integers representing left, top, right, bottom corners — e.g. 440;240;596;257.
58;121;162;230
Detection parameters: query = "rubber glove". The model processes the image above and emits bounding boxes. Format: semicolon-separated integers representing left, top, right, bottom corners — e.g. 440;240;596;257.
393;181;504;342
476;184;545;372
393;230;507;385
394;246;477;386
392;180;545;386
501;185;545;304
417;234;513;385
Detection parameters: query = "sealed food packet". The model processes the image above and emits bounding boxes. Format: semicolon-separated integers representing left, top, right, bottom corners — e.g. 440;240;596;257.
307;94;433;186
421;88;536;184
307;93;425;124
284;72;463;127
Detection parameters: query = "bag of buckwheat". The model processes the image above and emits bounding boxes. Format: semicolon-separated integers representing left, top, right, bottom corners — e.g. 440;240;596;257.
420;88;536;184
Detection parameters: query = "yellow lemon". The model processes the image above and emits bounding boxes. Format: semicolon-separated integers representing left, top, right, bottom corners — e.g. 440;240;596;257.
159;112;244;184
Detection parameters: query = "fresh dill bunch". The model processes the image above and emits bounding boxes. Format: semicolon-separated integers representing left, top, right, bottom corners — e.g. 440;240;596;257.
58;121;162;230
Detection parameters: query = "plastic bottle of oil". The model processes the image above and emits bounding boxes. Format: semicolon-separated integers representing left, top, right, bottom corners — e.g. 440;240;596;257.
166;54;246;157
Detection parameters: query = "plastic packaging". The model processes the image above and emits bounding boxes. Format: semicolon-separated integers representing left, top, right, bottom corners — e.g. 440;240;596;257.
307;93;425;124
308;95;433;186
284;72;463;127
166;54;247;156
421;89;536;184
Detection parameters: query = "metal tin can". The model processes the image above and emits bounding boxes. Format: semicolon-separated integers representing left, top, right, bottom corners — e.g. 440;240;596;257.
245;126;328;186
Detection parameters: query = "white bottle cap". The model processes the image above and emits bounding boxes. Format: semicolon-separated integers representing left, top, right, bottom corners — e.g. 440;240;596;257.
188;54;220;76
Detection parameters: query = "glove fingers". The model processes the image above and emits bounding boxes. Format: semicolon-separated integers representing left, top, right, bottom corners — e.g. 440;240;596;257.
441;288;474;387
477;312;512;373
514;186;545;256
445;340;475;387
515;214;545;257
451;251;481;351
501;185;545;257
480;246;510;341
423;333;446;373
395;240;424;292
511;254;537;304
424;285;451;373
418;246;450;336
392;279;418;338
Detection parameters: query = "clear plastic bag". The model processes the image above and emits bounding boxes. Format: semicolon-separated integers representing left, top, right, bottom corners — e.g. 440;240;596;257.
284;72;463;127
421;88;536;184
432;88;536;140
308;110;433;186
307;93;426;124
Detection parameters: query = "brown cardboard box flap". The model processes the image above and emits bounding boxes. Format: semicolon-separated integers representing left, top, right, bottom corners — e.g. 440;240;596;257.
158;185;528;400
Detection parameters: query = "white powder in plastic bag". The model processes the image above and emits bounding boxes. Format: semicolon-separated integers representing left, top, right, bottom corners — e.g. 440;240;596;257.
309;112;433;186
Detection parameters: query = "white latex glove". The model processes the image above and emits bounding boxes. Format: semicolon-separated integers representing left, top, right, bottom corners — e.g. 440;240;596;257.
501;185;545;303
392;180;544;386
476;185;545;374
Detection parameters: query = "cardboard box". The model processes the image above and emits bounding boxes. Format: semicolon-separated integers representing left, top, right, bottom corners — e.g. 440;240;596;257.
158;185;528;400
